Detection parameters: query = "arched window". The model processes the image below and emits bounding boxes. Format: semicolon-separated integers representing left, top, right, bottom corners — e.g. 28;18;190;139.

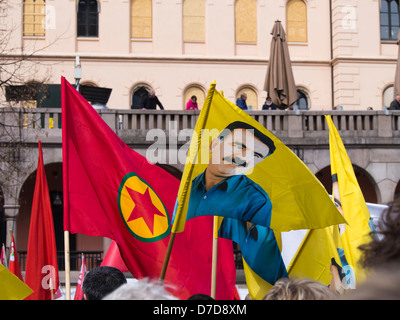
23;0;46;36
183;0;205;42
183;85;205;109
292;89;309;110
383;85;394;108
237;87;258;110
131;85;151;109
235;0;257;43
77;0;99;37
380;0;400;40
287;0;307;42
131;0;152;39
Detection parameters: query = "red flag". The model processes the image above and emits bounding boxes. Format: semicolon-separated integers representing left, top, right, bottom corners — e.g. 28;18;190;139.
0;244;5;266
24;140;60;300
74;255;86;300
100;241;128;273
62;77;236;299
9;233;23;281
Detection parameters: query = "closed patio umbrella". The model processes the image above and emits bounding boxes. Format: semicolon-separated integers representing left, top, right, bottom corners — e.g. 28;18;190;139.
264;20;298;109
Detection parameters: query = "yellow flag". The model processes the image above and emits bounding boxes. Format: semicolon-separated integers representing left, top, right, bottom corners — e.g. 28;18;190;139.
172;82;345;233
287;228;340;286
325;115;373;286
0;263;33;300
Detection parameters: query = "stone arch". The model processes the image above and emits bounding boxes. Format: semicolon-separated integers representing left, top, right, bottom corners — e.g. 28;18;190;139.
315;164;379;203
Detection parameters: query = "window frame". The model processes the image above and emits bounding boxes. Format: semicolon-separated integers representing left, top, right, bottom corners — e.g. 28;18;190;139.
23;0;46;37
380;0;400;41
77;0;99;38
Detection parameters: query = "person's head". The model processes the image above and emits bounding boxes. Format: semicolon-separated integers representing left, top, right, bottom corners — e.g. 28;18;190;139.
82;266;127;300
396;94;400;102
240;93;247;100
358;195;400;270
149;89;155;97
191;95;197;103
208;121;275;177
187;293;214;300
102;279;178;300
341;263;400;300
263;277;337;300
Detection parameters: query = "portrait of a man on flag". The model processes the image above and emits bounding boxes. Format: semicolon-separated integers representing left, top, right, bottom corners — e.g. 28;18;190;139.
185;121;276;227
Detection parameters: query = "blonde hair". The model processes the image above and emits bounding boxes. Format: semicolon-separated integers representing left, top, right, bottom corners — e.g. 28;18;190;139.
263;278;337;300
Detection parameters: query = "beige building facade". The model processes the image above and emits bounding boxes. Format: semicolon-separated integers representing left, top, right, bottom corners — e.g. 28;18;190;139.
1;0;399;111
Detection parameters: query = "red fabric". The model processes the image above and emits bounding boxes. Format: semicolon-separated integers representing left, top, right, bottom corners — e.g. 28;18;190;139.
101;241;129;273
74;256;86;300
62;77;236;299
25;141;60;300
9;234;23;282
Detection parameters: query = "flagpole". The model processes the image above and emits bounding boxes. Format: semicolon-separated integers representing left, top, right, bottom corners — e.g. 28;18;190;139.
210;216;218;299
159;232;176;282
64;230;71;300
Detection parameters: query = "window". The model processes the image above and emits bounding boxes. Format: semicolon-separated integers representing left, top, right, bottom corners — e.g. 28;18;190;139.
131;85;151;109
183;0;205;42
292;89;309;110
23;0;46;36
380;0;400;40
383;85;394;108
77;0;99;37
131;0;152;39
287;0;307;42
237;87;258;110
235;0;257;43
183;85;205;109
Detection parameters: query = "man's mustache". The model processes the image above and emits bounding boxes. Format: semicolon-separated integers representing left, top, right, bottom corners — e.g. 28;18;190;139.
222;156;247;167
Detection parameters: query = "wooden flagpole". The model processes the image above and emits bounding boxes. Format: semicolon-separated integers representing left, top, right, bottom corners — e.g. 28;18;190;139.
210;216;219;299
64;230;71;300
159;232;176;282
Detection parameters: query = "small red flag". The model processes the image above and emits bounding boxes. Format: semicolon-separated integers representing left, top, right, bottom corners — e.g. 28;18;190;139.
100;241;128;273
74;255;86;300
24;140;60;300
9;233;23;281
62;77;236;299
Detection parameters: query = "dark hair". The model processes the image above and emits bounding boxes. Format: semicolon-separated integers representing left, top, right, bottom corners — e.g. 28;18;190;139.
187;293;215;300
82;266;127;300
191;95;197;100
358;196;400;269
218;121;276;157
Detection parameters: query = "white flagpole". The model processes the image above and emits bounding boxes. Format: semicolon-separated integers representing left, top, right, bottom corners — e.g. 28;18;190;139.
64;230;71;300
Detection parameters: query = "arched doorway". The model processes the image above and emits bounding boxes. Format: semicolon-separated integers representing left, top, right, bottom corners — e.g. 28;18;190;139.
315;165;378;203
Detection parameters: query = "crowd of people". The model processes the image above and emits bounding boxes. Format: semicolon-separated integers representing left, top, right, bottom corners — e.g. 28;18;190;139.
78;195;400;301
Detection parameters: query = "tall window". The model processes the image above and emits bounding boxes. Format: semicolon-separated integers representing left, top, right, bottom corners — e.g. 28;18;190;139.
287;0;307;42
183;0;205;42
131;0;152;39
235;0;257;43
292;89;309;110
380;0;400;40
237;87;258;110
383;85;394;108
77;0;99;37
183;85;205;109
23;0;46;36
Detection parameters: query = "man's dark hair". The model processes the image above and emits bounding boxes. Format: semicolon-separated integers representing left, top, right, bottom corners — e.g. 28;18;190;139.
218;121;276;157
82;266;127;300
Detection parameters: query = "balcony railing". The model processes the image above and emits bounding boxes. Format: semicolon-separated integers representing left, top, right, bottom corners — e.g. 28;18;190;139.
18;251;103;271
1;108;399;144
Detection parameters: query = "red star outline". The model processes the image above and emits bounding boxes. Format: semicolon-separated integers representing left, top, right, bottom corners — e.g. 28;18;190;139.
125;186;165;235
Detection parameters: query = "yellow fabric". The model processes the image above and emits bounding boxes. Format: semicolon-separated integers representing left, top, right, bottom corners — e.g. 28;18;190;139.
242;258;273;300
0;263;33;300
172;82;345;234
326;115;372;285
